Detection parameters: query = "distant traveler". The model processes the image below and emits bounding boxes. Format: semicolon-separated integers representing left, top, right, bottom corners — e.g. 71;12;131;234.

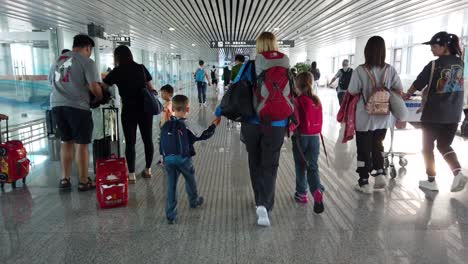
403;32;467;192
222;66;231;87
309;61;321;94
160;95;221;224
102;45;157;183
348;36;403;194
231;54;245;81
50;34;103;192
290;72;325;214
210;65;218;89
194;60;211;107
328;59;353;105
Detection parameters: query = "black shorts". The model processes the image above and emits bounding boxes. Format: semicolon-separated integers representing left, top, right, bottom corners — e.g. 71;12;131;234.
212;79;218;85
52;106;93;144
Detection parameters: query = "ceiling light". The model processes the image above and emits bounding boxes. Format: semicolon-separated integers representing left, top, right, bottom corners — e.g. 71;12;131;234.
192;43;196;47
273;27;280;31
168;27;175;31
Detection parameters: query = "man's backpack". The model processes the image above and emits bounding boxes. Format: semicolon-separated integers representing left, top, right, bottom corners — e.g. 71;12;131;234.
210;69;216;80
160;118;191;157
255;52;294;122
220;61;256;122
338;68;353;91
195;68;205;82
362;65;390;116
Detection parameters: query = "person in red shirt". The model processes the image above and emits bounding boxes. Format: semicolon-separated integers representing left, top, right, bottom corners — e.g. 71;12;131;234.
290;72;324;214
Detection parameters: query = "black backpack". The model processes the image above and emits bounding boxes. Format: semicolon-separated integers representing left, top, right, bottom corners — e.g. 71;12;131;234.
160;118;191;157
219;60;256;122
338;68;353;90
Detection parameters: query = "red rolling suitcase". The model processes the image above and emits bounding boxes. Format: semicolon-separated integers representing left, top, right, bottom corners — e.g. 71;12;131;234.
0;120;30;189
95;107;128;208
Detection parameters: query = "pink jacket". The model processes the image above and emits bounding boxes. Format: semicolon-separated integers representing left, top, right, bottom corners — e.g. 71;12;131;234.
290;95;322;135
337;92;359;143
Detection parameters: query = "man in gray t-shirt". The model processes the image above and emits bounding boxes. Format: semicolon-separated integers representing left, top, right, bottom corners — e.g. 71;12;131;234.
49;34;102;192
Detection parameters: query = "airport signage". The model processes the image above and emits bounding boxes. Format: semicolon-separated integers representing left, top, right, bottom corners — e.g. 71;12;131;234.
210;40;294;48
106;35;131;46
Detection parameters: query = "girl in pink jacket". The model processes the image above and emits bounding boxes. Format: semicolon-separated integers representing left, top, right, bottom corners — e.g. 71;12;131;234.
290;72;324;214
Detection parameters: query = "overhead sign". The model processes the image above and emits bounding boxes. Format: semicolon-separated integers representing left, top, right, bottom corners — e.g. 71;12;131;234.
106;35;131;46
210;40;294;48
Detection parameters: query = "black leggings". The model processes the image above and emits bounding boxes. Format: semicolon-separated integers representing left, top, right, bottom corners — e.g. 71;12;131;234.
355;129;387;185
121;109;154;173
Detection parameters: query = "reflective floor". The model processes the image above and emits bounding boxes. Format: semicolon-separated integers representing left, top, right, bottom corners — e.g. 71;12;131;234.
1;84;468;264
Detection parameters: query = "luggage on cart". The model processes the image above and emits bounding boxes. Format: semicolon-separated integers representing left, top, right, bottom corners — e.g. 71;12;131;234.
0;120;30;189
94;106;128;208
92;106;120;173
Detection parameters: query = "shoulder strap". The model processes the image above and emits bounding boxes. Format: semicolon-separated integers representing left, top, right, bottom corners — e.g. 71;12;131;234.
428;61;436;89
363;66;377;90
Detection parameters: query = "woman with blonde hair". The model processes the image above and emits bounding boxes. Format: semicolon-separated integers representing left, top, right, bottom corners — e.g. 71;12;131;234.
241;31;293;226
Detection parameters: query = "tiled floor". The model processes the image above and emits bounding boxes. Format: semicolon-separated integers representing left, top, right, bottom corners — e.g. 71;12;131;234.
1;84;468;264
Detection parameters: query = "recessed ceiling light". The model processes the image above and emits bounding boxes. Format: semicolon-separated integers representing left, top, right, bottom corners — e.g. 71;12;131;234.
192;43;196;46
169;27;175;31
273;27;280;31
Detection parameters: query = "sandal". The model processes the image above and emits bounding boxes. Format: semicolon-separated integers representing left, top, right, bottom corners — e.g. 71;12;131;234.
78;177;96;192
59;178;71;191
141;170;152;179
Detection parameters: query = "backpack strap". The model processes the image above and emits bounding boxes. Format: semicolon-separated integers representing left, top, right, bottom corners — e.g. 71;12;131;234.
320;133;329;167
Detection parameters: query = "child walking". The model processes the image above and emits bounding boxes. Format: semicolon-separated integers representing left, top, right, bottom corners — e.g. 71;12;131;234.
290;72;324;214
160;95;221;224
156;84;175;167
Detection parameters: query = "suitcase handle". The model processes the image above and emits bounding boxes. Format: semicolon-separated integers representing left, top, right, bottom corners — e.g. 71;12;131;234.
0;119;8;143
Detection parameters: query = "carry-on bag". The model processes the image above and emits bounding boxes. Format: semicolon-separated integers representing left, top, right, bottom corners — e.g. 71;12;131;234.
0;120;30;189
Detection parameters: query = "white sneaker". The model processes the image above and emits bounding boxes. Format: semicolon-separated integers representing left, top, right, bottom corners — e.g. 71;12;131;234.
256;206;270;227
354;183;372;194
374;175;387;189
451;172;468;192
203;102;207;107
419;180;439;191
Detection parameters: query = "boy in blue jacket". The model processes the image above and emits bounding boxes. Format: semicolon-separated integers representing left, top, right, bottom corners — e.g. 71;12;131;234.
160;94;221;224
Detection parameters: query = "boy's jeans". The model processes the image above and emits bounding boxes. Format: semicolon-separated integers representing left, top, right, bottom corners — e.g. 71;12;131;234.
164;155;199;221
292;135;322;194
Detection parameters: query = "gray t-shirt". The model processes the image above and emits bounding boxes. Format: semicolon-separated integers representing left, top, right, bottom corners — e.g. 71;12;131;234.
49;51;100;111
348;64;403;132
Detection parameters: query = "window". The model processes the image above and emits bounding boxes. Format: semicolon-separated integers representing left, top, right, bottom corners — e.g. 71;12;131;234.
349;54;355;67
393;48;402;74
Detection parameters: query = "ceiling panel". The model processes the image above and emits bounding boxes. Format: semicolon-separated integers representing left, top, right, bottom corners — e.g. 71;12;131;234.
0;0;467;61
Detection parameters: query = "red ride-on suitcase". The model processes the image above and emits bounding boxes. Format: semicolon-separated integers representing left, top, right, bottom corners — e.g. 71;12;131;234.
0;120;30;189
94;106;128;208
96;155;128;208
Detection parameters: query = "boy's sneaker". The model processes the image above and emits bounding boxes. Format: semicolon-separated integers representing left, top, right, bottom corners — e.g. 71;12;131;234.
419;180;439;191
256;206;270;227
313;189;324;214
167;218;176;225
374;175;387;189
294;192;309;203
451;172;468;192
354;183;372;194
190;196;204;208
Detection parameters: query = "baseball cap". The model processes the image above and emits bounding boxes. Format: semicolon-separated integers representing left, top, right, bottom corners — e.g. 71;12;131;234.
422;31;453;45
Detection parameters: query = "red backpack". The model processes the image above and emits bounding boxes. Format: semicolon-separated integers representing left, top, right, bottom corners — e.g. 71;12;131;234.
254;52;294;122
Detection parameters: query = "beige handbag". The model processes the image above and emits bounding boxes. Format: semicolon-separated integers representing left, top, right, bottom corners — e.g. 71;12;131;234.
363;65;390;115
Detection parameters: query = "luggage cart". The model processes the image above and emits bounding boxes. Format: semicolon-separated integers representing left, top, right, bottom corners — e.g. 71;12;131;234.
384;99;422;179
